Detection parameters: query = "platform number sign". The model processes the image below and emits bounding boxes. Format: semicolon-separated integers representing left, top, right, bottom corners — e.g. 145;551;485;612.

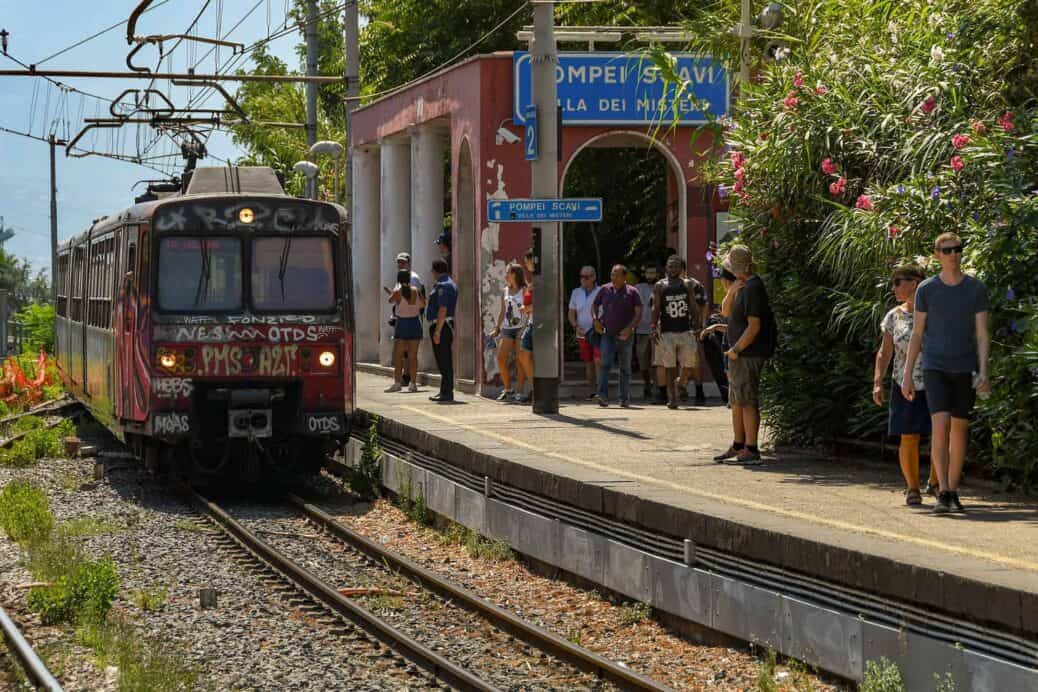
524;105;538;161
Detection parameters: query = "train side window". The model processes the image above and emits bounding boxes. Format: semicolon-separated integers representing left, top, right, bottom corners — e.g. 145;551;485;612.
86;236;115;329
70;246;84;322
55;254;70;317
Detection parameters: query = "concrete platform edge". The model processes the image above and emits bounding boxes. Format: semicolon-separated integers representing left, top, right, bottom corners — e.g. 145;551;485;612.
355;408;1038;639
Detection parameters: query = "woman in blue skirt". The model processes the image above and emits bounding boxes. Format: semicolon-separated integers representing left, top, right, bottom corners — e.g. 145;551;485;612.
873;264;938;505
386;269;425;392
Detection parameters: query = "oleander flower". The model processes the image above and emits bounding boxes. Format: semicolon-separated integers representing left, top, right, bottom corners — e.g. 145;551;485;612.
950;155;965;172
783;91;799;110
996;111;1014;131
855;194;873;210
952;134;970;149
921;95;937;114
971;121;987;135
829;177;847;196
793;71;804;88
814;84;828;95
821;158;839;175
887;225;901;239
730;151;746;169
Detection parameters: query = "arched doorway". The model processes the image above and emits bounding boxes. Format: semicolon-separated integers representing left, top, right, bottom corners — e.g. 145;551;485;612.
454;138;476;382
559;131;688;386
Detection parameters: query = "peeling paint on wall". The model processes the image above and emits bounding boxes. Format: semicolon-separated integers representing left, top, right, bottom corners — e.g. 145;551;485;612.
480;162;511;382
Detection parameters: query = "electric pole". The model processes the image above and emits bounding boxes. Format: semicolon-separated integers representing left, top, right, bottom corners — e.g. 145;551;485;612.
49;135;58;304
343;1;359;216
530;0;560;414
304;0;320;149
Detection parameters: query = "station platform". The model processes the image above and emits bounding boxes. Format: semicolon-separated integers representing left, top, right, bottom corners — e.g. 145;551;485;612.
353;371;1038;639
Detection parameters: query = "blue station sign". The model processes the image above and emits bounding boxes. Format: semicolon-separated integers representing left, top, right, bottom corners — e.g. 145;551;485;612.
513;52;729;126
488;198;603;223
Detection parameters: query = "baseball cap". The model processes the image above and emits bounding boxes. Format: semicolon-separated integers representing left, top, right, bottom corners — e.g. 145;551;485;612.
395;252;411;263
435;231;451;247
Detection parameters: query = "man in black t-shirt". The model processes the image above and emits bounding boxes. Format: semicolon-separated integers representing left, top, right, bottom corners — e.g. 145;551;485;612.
651;255;706;409
714;245;774;465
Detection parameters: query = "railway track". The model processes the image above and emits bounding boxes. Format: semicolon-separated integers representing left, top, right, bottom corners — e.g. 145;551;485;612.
186;487;671;692
0;605;63;691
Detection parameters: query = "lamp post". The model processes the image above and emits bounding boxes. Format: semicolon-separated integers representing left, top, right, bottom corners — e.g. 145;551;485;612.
309;140;344;203
293;160;319;199
734;1;784;82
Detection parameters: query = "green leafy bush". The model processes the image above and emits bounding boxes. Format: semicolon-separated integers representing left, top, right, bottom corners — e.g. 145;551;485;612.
347;419;383;500
861;657;905;692
28;556;120;625
0;439;37;467
14;303;55;355
0;480;53;544
667;0;1038;483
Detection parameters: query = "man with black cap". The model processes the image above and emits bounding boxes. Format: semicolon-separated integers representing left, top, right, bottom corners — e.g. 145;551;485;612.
714;245;775;465
435;231;452;274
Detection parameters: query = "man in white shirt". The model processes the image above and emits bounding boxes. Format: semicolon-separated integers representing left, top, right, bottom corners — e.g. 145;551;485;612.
567;266;601;396
634;264;659;401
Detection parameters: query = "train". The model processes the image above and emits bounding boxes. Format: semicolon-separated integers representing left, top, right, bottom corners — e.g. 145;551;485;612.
54;166;354;482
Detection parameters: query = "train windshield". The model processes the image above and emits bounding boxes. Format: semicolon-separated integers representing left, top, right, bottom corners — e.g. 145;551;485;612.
157;237;243;312
251;236;336;312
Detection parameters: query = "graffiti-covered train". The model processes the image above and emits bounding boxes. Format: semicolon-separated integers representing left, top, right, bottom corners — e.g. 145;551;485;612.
54;166;354;481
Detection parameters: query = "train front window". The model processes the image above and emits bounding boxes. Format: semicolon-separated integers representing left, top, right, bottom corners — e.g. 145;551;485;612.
251;236;335;312
157;237;242;312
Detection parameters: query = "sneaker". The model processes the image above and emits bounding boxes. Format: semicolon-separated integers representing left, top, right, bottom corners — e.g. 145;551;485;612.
497;389;515;401
713;446;740;463
667;399;678;410
905;489;922;506
384;383;402;393
597;397;609;408
620;400;630;408
933;491;952;514
408;382;418;393
724;448;763;466
949;492;965;513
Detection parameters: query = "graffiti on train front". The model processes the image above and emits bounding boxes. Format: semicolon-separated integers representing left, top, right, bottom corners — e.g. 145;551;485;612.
200;344;300;377
155;324;341;344
154;200;341;234
153;378;194;399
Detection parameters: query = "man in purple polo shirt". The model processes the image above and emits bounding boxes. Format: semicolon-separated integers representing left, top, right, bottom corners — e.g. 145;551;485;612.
592;264;643;408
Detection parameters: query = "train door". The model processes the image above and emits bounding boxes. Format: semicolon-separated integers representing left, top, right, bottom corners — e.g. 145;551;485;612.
116;227;143;421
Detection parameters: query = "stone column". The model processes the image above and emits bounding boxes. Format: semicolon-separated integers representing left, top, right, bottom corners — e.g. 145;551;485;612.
351;145;381;364
379;138;411;367
410;124;446;373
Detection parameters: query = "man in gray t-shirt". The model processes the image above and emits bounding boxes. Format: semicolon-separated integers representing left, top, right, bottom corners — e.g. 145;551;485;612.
902;232;991;515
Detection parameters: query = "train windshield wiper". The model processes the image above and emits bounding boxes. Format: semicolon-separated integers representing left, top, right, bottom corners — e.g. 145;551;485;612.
192;239;213;307
277;236;292;302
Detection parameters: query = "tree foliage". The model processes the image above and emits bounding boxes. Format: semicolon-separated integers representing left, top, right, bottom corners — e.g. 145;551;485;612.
658;0;1038;483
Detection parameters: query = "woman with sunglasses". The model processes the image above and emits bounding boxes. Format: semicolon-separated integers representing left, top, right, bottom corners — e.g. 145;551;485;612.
873;264;938;505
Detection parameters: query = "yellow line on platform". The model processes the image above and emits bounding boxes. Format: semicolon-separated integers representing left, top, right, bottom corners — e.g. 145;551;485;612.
400;405;1038;573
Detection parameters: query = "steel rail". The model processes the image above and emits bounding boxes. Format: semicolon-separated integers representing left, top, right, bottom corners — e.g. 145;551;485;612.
185;489;498;692
289;493;672;692
0;605;63;691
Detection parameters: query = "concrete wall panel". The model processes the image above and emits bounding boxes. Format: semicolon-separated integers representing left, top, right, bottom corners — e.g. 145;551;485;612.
425;470;456;520
782;597;862;681
486;500;559;567
713;575;783;650
559;524;606;586
650;556;714;627
603;539;652;604
454;485;486;534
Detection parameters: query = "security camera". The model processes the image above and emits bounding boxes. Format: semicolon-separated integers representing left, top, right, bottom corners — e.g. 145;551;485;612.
496;127;520;145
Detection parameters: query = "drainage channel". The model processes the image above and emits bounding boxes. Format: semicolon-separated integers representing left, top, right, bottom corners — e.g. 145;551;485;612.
345;429;1038;688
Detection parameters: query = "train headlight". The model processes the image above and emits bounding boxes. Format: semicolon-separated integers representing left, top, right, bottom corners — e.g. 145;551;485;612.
238;207;255;224
318;350;336;368
159;352;177;369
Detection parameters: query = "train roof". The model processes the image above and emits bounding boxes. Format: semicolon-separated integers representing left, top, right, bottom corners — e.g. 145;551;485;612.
58;166;347;252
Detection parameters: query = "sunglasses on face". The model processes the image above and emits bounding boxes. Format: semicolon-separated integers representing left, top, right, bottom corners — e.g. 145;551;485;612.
580;274;594;279
893;277;917;287
939;245;964;255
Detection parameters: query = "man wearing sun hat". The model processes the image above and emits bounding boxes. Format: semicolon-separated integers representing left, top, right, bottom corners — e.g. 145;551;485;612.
714;245;776;466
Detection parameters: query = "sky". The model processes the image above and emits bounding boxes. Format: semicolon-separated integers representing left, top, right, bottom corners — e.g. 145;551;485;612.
0;1;309;275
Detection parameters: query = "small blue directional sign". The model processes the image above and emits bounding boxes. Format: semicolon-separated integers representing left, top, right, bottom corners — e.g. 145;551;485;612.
523;105;538;161
488;198;603;223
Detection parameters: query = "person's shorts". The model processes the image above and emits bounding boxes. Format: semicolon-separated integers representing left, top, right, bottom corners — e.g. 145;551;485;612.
635;333;653;372
728;356;766;406
888;385;932;436
923;370;975;419
653;331;699;369
520;324;534;352
500;327;522;340
393;316;422;341
577;336;601;362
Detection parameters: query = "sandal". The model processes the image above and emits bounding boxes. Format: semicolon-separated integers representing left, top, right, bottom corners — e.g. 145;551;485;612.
905;489;923;506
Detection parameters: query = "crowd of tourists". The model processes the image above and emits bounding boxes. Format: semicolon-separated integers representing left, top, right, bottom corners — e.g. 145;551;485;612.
379;231;990;513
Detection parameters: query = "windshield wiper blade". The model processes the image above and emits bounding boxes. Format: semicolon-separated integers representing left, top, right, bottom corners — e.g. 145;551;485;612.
192;239;213;307
277;236;292;302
